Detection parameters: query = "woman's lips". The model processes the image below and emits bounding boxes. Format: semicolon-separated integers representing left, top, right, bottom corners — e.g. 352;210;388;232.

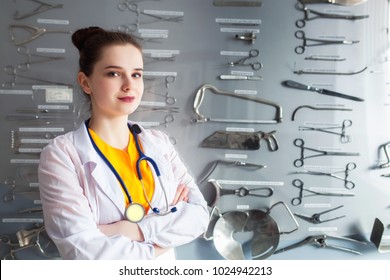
118;96;135;103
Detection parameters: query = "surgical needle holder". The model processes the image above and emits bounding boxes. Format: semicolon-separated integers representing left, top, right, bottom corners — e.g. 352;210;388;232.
298;119;352;143
293;138;360;167
293;162;356;189
294;30;359;55
15;46;64;71
274;234;366;255
229;49;263;71
291;179;355;206
13;0;63;20
295;2;369;28
294;205;346;224
9;24;72;46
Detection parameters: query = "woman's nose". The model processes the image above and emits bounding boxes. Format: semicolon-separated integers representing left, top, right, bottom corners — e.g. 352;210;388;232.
121;76;132;91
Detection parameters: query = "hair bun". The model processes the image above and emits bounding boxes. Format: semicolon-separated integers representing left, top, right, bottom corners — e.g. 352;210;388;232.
72;26;105;51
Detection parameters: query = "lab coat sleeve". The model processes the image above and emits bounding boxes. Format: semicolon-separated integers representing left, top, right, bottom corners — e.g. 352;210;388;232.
138;131;209;248
38;135;155;260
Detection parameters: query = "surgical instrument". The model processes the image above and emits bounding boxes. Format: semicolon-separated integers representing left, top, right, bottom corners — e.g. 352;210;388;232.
136;114;175;129
295;2;368;28
9;24;72;46
198;160;266;184
192;84;282;124
299;0;368;5
298;119;353;143
213;0;262;6
136;104;180;114
305;55;346;61
293;138;360;167
201;130;279;151
13;0;63;20
294;30;359;55
144;90;176;105
370;218;390;253
235;32;257;44
291;105;353;121
208;179;273;207
229;49;262;71
378;142;390;169
293;162;356;189
15;45;64;71
294;66;367;75
219;74;262;81
3;177;40;203
294;205;346;224
283;80;364;102
274;234;366;255
291;179;355;206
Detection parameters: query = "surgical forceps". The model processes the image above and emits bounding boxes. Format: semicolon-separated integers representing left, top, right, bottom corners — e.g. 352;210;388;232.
229;49;263;71
274;234;366;255
14;0;63;20
294;205;345;224
3;177;40;203
293;138;360;167
291;179;355;206
2;65;72;89
294;162;356;189
10;24;72;46
15;46;64;71
208;179;273;207
299;119;352;143
144;90;176;105
294;30;359;55
295;2;369;28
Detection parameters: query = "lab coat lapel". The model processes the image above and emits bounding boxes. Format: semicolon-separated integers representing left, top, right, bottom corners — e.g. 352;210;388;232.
73;123;126;215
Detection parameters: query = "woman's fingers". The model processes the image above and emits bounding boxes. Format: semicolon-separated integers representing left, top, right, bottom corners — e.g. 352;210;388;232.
172;184;189;205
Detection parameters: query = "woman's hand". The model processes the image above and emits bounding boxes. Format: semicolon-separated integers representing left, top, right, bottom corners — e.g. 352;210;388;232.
171;184;189;205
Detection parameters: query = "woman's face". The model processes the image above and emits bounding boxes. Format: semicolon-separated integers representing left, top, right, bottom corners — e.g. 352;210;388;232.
79;44;144;119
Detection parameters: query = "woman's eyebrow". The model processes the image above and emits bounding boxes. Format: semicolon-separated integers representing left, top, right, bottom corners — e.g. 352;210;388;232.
104;65;143;71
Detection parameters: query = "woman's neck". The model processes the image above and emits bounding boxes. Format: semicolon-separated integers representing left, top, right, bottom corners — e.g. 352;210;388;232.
88;116;130;150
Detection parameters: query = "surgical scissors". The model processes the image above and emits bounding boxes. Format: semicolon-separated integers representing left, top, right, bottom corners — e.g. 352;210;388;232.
299;119;352;143
14;0;63;20
293;162;356;189
9;24;72;46
295;2;369;28
291;179;355;206
15;46;64;71
229;49;263;71
293;138;360;167
294;30;359;55
294;205;345;224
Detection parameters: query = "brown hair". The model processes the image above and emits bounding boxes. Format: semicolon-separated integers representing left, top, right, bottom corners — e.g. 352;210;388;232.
72;26;143;76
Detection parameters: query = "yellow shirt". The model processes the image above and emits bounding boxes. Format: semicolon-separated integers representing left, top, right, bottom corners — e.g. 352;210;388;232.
88;128;155;213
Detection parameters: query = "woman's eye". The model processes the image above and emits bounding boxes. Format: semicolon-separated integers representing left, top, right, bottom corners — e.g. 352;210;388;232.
132;72;142;78
108;71;120;77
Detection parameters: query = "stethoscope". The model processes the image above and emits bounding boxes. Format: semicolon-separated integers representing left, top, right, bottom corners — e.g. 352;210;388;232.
85;120;177;223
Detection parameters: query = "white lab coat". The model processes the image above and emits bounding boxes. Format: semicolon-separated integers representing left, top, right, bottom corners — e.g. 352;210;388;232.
38;122;209;260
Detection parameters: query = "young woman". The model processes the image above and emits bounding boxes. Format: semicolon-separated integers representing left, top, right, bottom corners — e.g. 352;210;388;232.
38;26;209;260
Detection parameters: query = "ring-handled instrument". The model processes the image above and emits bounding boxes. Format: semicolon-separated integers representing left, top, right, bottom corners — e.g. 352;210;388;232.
293;138;360;167
293;162;356;189
294;30;359;55
15;45;64;71
13;0;63;20
201;130;279;151
295;2;369;28
235;32;257;44
229;49;263;71
208;179;273;207
291;179;355;206
294;205;346;224
274;234;367;255
282;80;364;102
9;24;72;46
85;120;177;223
298;120;353;143
192;84;282;124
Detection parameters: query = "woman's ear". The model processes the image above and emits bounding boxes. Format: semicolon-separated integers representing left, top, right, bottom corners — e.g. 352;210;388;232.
77;72;91;94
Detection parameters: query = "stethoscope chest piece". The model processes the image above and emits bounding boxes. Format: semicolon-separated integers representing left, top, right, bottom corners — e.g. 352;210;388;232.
125;203;145;223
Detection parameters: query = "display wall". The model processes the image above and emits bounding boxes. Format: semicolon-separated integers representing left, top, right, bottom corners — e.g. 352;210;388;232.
0;0;389;260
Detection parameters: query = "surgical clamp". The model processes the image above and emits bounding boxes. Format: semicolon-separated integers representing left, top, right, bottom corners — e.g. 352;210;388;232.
14;0;63;20
229;49;262;71
294;205;345;224
291;179;355;206
274;234;366;255
293;138;360;167
299;119;352;143
293;162;356;189
10;24;72;46
15;46;64;71
295;2;369;28
294;30;359;54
